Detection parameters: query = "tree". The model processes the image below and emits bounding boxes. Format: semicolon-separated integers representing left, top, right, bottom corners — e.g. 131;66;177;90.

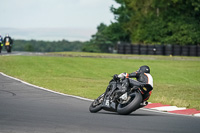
110;0;131;42
82;23;118;53
111;0;200;45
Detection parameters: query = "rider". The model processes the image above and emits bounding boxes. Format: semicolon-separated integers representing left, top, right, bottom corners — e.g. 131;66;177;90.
118;65;153;103
4;34;13;47
0;35;3;53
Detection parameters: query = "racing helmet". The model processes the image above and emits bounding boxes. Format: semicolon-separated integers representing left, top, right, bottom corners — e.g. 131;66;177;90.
138;65;150;73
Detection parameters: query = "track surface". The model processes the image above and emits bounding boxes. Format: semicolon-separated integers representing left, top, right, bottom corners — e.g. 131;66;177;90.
0;74;200;133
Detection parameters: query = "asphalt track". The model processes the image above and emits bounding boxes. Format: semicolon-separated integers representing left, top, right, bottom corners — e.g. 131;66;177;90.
1;74;200;133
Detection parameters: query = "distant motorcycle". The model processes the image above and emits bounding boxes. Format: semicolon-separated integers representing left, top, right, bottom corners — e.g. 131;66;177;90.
5;41;12;53
89;74;153;115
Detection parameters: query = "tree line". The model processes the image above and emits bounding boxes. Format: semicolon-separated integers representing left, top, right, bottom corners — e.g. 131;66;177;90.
13;39;84;52
83;0;200;52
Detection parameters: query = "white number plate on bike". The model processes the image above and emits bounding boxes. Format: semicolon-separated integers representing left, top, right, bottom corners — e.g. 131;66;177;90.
105;100;110;107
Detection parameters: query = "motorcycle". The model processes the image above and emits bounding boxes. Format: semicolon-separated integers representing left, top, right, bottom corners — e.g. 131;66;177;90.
89;74;153;115
5;41;12;53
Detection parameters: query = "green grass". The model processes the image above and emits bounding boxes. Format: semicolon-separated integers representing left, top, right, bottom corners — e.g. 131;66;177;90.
0;52;200;110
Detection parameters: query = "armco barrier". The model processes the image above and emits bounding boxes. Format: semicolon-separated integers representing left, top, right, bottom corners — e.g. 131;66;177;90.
117;44;200;56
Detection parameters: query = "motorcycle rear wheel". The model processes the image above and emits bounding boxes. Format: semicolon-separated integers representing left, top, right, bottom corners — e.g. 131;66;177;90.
117;91;142;115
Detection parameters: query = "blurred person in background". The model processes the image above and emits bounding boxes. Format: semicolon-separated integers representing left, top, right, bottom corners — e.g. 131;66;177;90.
0;35;3;53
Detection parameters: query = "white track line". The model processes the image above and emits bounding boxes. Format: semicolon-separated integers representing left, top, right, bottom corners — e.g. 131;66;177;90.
194;113;200;117
151;106;186;111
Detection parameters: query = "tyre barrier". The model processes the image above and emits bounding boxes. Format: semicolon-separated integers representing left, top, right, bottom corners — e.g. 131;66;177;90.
132;45;140;55
117;44;200;56
173;45;181;56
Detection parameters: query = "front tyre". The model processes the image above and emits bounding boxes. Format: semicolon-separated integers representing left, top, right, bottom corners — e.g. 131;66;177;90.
117;91;142;115
89;94;104;113
6;46;11;53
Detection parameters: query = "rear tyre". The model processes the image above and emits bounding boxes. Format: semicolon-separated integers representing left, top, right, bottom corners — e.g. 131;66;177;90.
117;91;142;115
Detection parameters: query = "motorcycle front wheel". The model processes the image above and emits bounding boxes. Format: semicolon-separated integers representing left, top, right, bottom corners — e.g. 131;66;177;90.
89;94;104;113
6;46;11;53
117;91;142;115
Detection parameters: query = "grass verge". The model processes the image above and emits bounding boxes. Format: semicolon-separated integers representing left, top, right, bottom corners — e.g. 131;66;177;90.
0;52;200;110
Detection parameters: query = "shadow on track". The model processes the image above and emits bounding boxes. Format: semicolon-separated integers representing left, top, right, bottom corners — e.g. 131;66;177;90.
96;111;164;117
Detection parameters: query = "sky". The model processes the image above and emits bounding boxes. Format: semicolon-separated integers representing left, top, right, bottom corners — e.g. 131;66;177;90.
0;0;119;41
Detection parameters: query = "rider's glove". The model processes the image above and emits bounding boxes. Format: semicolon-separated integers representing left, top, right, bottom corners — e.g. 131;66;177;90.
113;74;119;81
